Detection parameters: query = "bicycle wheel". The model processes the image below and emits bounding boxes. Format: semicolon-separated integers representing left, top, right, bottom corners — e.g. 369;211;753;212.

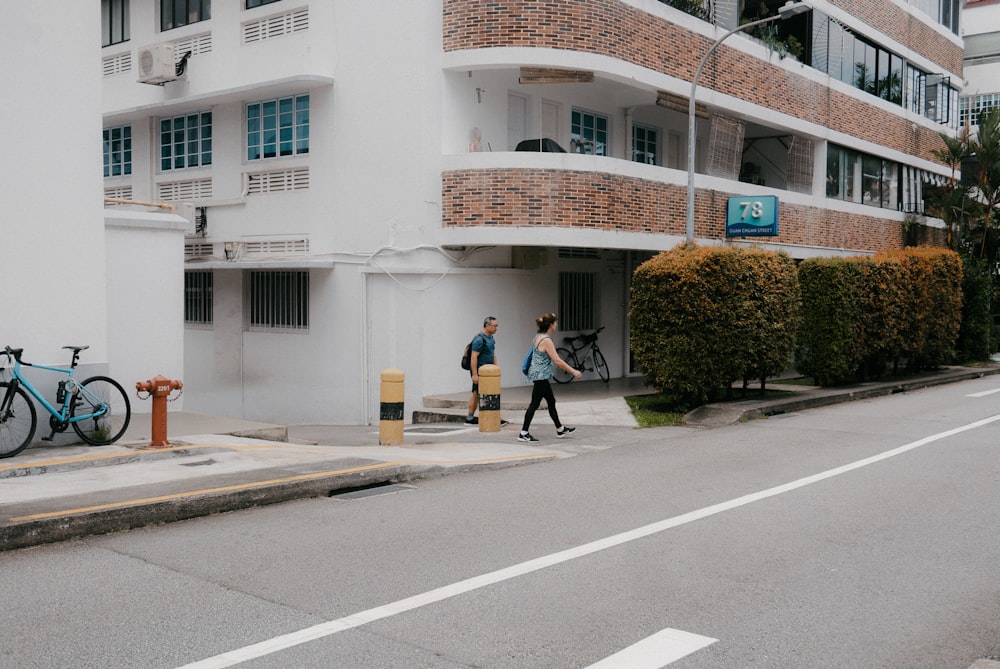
71;376;131;445
552;348;576;384
593;347;610;382
0;382;37;458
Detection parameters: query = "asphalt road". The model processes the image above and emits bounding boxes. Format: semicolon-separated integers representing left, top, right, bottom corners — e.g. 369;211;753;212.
2;376;1000;668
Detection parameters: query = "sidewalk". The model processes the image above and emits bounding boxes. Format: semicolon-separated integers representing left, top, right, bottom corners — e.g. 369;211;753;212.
2;364;999;552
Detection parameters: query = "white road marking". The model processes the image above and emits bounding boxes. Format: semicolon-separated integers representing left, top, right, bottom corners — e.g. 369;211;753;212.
178;413;1000;669
585;628;718;668
967;388;1000;397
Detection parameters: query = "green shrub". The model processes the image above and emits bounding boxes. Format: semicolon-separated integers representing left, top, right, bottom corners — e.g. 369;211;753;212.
797;248;963;384
795;258;863;385
630;244;800;404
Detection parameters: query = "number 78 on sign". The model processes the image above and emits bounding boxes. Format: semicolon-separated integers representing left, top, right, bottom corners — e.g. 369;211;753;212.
726;195;779;237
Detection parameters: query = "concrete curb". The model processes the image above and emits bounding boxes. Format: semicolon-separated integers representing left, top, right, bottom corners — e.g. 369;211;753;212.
685;366;1000;427
0;455;556;552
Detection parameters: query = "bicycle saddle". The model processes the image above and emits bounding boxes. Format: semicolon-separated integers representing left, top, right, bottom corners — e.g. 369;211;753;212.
63;345;90;353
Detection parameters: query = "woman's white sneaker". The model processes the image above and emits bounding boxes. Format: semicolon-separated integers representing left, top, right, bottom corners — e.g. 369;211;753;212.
517;432;539;442
556;426;576;438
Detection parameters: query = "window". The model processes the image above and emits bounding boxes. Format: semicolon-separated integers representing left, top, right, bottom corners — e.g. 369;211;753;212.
571;109;608;156
103;125;132;177
246;95;310;161
632;125;658;165
160;112;212;171
161;0;210;31
961;93;1000;127
826;144;900;210
246;0;281;7
102;0;129;46
248;271;308;330
558;272;596;331
184;271;213;324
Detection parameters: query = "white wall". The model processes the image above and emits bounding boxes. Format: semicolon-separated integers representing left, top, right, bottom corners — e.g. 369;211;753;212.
105;209;190;412
1;2;107;365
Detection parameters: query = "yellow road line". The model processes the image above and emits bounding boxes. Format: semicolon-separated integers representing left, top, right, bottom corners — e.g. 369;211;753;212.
7;453;556;523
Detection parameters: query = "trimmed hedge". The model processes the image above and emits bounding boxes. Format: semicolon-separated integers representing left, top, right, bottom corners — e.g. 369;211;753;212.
796;247;963;384
630;245;800;404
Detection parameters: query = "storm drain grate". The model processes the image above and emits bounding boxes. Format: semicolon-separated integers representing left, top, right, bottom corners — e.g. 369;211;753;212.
329;482;416;500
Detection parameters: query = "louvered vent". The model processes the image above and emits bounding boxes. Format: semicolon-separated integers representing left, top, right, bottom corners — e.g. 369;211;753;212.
102;51;132;77
172;32;212;56
244;239;310;255
243;8;309;43
158;179;213;201
185;243;213;258
558;248;601;260
246;168;309;195
104;186;133;200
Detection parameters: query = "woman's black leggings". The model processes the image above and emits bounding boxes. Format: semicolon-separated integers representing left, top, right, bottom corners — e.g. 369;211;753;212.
521;379;561;432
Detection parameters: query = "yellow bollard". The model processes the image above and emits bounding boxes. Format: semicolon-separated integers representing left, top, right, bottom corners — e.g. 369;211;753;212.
379;368;405;445
478;364;501;432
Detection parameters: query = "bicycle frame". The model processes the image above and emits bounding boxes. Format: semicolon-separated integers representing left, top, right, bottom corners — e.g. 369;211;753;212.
5;358;108;425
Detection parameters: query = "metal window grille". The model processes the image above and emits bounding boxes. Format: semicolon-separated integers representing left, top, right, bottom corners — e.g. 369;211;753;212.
184;271;213;324
248;270;309;330
559;272;596;332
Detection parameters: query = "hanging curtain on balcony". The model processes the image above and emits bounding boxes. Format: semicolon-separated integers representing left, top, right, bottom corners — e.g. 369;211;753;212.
786;136;814;193
707;114;745;180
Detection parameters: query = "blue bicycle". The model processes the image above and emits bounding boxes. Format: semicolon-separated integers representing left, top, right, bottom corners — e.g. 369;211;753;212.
0;346;131;458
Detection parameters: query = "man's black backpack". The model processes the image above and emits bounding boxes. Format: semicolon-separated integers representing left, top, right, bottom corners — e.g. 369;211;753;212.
460;335;480;370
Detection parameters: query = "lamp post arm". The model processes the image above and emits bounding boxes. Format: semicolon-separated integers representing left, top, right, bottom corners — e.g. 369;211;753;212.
685;12;786;243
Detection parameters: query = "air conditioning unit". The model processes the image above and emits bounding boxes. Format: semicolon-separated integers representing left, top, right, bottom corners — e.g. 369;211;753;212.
136;43;177;85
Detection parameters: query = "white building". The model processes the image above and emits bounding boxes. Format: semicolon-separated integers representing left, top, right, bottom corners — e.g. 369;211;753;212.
100;0;964;425
961;0;1000;136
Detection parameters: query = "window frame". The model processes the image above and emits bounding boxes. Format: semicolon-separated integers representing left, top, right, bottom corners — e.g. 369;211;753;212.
161;0;211;32
159;111;213;172
571;109;609;156
102;0;130;47
632;124;660;165
103;124;132;178
246;94;310;162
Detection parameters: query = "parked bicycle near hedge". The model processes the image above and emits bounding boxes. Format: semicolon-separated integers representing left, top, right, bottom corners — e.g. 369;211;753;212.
553;327;609;384
0;346;131;458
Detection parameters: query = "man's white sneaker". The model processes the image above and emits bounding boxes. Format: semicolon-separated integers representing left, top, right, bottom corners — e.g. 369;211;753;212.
556;426;576;438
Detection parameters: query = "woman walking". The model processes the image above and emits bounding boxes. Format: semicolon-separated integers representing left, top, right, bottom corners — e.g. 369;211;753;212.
518;313;582;442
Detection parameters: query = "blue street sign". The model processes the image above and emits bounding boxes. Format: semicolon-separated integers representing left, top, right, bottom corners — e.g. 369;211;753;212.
726;195;779;237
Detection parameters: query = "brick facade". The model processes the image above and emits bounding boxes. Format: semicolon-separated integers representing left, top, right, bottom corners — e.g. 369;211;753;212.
443;0;951;162
442;168;946;253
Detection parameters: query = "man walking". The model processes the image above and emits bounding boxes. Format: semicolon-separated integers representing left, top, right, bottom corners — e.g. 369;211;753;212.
467;316;508;426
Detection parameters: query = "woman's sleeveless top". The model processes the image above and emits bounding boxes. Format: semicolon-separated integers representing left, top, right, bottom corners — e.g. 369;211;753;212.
527;335;554;382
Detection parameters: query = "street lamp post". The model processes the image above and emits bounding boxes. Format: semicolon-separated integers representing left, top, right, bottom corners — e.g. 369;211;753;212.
685;1;810;243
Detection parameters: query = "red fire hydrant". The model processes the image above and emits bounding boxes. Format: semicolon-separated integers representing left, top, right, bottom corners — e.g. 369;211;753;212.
135;375;183;448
